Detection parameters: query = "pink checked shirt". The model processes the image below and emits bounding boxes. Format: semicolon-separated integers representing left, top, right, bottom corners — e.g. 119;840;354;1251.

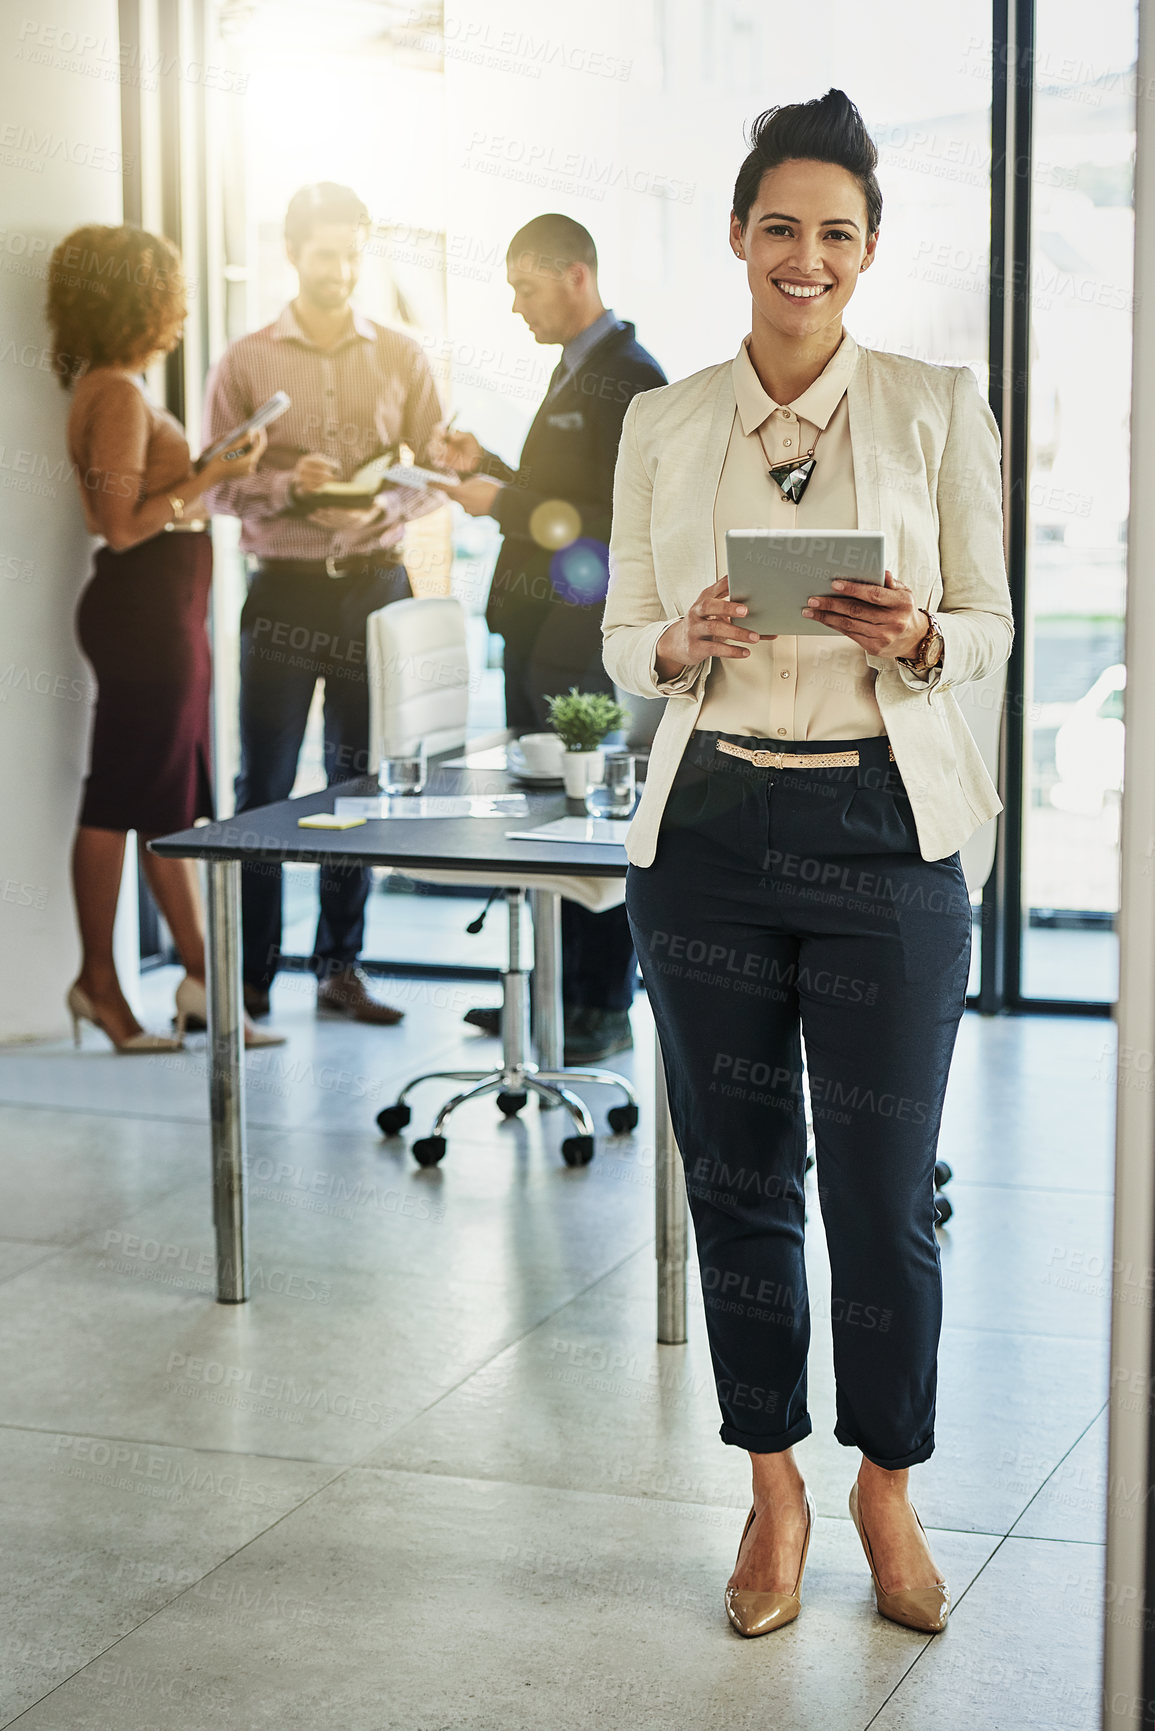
202;303;447;561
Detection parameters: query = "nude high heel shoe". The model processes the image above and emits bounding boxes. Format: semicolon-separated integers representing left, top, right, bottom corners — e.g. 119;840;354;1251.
66;983;183;1054
848;1481;950;1633
724;1487;815;1637
173;975;286;1048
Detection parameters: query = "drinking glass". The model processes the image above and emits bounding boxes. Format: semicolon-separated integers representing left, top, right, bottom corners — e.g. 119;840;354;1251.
585;753;636;819
378;744;426;796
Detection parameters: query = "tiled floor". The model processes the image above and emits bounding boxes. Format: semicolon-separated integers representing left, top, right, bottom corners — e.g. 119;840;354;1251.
0;964;1112;1729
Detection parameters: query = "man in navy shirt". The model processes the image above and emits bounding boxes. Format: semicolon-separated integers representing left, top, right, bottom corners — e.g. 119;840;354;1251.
434;213;666;1062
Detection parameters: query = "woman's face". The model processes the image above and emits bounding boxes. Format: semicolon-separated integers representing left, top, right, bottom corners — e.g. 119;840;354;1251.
730;157;876;340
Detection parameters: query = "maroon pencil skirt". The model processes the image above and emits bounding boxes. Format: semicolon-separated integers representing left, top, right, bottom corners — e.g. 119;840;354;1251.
75;530;215;834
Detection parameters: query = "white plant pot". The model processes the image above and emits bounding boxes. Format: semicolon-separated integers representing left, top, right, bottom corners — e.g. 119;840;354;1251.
562;748;605;799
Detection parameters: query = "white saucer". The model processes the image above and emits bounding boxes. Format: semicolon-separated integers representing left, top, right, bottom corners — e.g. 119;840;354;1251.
507;746;564;787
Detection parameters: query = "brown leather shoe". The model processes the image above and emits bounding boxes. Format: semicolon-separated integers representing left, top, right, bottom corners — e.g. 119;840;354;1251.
317;966;404;1025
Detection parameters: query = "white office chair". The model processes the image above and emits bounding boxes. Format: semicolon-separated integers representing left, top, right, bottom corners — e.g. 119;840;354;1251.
374;873;639;1167
366;600;638;1167
367;594;470;761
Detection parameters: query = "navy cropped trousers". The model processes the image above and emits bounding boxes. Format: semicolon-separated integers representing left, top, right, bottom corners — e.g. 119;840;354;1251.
626;731;972;1469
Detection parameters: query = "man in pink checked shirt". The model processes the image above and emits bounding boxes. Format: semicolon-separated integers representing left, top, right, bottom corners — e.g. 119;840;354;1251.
202;182;448;1026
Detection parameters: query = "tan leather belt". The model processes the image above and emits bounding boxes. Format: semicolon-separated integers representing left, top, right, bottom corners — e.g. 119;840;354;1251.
715;739;896;770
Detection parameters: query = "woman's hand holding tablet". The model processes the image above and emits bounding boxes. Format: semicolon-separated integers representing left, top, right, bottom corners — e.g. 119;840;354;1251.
801;569;929;659
653;576;772;682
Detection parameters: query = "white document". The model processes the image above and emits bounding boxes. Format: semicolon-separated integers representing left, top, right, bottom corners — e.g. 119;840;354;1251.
442;745;509;769
504;816;630;847
335;795;528;820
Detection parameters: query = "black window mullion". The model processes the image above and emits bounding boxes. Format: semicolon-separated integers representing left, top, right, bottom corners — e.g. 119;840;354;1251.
981;0;1034;1013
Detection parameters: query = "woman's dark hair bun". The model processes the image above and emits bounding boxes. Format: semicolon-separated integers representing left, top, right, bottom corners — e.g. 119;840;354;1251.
732;88;882;237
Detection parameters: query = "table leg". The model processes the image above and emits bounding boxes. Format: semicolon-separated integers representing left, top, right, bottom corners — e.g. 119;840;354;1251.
654;1024;688;1345
529;889;562;1106
206;860;248;1303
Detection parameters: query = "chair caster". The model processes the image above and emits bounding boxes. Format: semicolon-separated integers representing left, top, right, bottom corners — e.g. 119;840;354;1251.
934;1160;953;1189
412;1136;447;1168
561;1135;595;1167
496;1090;528;1118
376;1103;412;1137
934;1192;953;1226
607;1103;639;1134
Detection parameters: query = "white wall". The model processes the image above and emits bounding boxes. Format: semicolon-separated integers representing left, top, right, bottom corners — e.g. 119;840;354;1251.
0;3;124;1039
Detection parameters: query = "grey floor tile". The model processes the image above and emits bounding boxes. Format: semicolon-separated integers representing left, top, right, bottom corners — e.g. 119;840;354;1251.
366;1279;1107;1541
1010;1407;1109;1543
0;993;1119;1730
0;1237;595;1464
0;1423;333;1724
0;1107;207;1244
937;1014;1115;1195
0;1238;61;1283
0;968;653;1145
65;1141;653;1296
871;1535;1104;1731
933;1183;1112;1339
5;1468;999;1731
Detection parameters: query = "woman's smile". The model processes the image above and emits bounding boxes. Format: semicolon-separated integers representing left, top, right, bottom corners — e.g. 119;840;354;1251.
772;280;833;301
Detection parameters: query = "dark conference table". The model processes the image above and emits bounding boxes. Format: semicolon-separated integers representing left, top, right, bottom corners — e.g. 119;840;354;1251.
150;753;688;1344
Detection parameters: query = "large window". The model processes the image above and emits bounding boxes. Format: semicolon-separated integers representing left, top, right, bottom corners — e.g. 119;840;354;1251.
1019;10;1137;1002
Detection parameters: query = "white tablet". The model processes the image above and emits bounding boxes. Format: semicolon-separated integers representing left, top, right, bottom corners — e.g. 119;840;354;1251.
725;529;886;637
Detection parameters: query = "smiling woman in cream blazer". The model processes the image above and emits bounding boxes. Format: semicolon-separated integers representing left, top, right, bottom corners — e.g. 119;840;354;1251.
603;89;1013;1644
604;302;1011;867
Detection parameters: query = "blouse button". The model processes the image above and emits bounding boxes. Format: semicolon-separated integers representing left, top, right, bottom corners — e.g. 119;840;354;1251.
780;670;790;678
783;438;792;446
782;408;793;418
777;727;788;736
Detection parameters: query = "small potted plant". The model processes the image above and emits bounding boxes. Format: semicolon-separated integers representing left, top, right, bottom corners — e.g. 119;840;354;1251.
545;687;628;800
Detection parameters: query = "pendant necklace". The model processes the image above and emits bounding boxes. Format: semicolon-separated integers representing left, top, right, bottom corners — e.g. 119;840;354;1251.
754;417;826;505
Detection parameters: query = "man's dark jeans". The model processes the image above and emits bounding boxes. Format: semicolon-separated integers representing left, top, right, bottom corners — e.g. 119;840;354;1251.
235;560;410;991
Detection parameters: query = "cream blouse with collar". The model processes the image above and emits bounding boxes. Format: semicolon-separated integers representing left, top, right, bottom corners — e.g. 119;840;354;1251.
692;323;888;741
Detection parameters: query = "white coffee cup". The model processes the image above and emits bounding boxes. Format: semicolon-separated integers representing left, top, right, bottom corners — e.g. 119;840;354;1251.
516;732;565;775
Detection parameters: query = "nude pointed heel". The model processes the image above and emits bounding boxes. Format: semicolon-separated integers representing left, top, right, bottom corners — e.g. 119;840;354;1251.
173;975;286;1049
66;983;184;1054
848;1481;950;1633
725;1487;815;1637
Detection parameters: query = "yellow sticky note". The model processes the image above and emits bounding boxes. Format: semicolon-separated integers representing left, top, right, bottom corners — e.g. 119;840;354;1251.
297;813;367;830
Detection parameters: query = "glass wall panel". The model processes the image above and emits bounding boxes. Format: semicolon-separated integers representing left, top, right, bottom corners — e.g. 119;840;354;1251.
1021;4;1138;1001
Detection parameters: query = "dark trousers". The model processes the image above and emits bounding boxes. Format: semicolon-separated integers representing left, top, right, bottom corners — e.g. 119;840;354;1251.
503;625;636;1012
235;561;410;990
625;730;972;1468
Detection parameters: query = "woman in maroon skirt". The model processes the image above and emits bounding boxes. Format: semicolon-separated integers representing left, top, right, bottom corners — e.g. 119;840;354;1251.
47;224;279;1051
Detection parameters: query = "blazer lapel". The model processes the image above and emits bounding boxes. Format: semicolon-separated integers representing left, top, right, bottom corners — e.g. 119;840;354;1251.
846;346;880;536
663;367;738;601
846;348;899;673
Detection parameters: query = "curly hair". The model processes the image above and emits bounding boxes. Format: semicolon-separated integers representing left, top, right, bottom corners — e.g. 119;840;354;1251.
733;89;882;238
45;224;186;388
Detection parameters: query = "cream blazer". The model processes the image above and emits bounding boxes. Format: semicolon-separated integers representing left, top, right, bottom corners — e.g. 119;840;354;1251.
601;340;1014;867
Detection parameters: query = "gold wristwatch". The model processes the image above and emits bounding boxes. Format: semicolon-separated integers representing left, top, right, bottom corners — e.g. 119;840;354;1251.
167;494;185;524
897;608;943;675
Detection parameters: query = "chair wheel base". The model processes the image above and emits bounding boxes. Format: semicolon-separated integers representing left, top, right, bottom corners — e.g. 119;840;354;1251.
412;1136;447;1167
376;1104;412;1137
607;1103;639;1134
934;1193;953;1225
496;1090;528;1118
561;1135;595;1167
